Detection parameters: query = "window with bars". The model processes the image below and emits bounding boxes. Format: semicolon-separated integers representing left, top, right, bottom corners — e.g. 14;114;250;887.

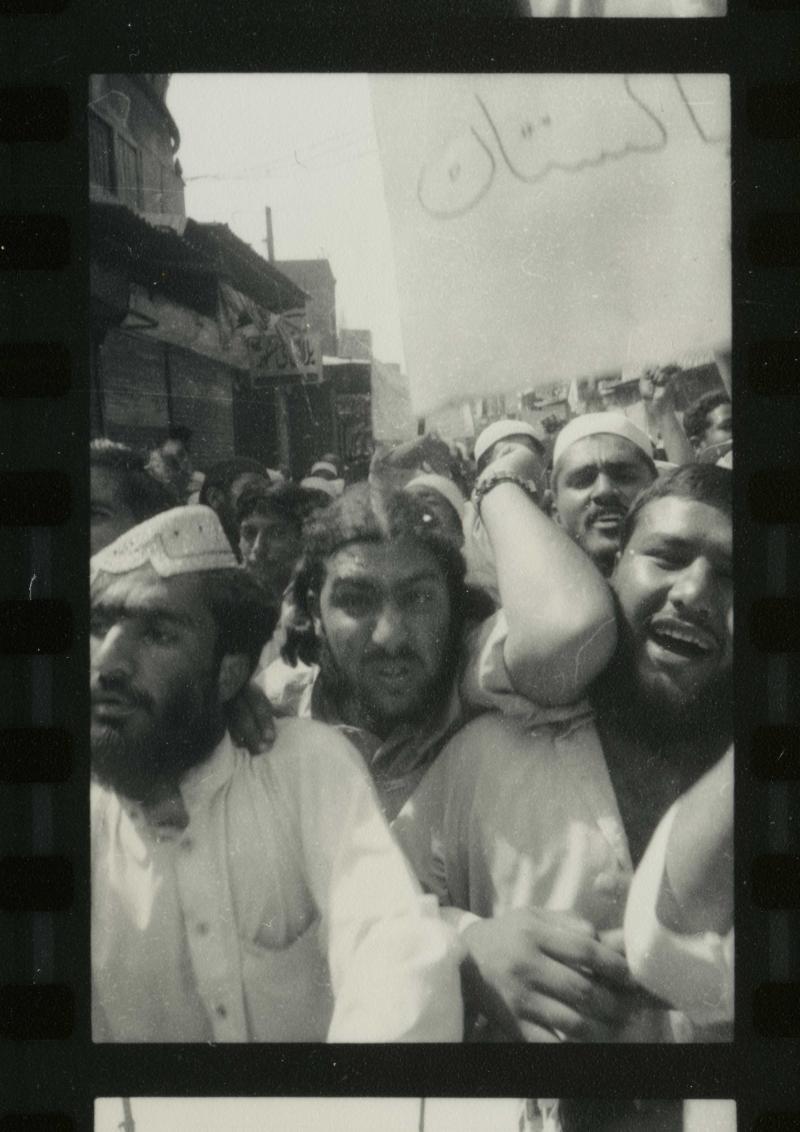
89;111;115;194
115;135;142;210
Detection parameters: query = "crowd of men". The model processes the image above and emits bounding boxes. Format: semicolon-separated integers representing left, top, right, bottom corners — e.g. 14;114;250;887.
90;373;734;1044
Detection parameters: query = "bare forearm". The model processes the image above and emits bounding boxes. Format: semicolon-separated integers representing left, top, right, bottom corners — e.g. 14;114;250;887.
480;482;616;703
645;401;695;466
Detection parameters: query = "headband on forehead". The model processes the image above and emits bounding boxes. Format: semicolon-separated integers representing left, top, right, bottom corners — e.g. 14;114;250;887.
90;505;238;584
552;411;655;470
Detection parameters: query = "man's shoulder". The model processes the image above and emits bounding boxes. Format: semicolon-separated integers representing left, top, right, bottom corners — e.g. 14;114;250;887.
246;716;366;781
432;710;532;791
438;705;594;783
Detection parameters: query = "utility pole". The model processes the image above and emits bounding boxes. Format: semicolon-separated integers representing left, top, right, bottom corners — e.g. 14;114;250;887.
119;1097;135;1132
265;206;275;263
419;1098;426;1132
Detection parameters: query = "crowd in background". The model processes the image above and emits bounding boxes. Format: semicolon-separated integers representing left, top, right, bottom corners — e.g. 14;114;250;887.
90;364;733;1050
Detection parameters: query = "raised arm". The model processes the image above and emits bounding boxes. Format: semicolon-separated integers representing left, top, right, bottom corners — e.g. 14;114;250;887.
639;367;696;467
477;447;617;704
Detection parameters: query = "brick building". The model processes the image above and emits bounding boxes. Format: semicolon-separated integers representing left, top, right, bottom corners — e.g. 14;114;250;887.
89;74;311;473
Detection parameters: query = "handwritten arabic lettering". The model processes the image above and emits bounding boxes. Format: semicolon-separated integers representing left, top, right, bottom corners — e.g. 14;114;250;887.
417;127;497;219
417;75;726;221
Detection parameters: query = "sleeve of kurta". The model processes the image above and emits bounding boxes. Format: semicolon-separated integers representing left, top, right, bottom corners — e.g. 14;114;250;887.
287;721;465;1041
460;613;592;726
623;803;734;1026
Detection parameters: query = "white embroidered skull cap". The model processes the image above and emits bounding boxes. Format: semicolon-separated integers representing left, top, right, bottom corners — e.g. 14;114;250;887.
90;505;238;584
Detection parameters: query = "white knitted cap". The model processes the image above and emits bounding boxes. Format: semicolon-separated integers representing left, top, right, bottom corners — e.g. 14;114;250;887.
300;476;345;499
474;419;545;464
552;412;654;471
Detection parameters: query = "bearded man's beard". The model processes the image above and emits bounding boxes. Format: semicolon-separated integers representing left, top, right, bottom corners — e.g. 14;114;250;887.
590;623;734;758
317;631;461;737
91;679;224;806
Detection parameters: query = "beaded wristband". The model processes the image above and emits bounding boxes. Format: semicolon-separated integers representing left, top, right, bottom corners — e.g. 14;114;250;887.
472;472;539;518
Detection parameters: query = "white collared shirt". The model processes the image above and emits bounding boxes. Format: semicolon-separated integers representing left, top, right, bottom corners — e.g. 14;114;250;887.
92;718;463;1042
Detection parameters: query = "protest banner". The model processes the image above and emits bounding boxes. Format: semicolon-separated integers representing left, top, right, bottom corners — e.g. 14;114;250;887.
371;74;730;418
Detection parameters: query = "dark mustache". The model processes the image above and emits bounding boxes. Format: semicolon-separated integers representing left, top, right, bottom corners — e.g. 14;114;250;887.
91;675;153;712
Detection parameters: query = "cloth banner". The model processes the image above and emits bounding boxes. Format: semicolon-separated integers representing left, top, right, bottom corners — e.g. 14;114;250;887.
370;74;730;418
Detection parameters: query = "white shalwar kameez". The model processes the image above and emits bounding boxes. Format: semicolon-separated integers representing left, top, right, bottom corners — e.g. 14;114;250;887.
92;717;463;1042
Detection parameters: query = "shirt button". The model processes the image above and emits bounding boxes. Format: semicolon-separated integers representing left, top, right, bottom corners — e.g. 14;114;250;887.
196;922;209;936
215;1004;227;1019
181;836;194;852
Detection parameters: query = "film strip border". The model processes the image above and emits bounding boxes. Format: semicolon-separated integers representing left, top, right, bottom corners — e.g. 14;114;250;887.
1;5;799;1131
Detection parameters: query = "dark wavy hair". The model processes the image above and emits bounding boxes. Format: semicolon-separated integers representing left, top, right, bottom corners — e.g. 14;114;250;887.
193;568;278;674
235;481;328;530
620;462;732;553
682;390;731;445
282;482;491;666
198;457;269;506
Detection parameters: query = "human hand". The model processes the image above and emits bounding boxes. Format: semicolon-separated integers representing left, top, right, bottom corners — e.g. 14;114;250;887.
228;680;276;755
370;435;453;483
638;366;680;412
462;909;635;1042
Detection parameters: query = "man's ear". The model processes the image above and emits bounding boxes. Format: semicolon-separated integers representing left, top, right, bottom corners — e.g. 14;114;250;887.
217;653;252;705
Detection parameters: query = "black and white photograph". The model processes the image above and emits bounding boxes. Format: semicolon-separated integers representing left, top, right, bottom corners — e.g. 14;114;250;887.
95;1098;739;1132
89;72;733;1044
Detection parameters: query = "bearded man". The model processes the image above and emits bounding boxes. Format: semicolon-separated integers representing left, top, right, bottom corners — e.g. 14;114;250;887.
395;465;733;1042
91;506;462;1042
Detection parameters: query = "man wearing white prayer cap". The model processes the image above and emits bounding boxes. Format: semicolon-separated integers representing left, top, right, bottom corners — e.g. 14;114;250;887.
404;472;466;547
550;411;657;577
474;418;547;484
91;505;463;1043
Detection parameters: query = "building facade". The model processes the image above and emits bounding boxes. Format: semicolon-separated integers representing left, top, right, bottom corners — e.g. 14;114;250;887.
89;74;314;473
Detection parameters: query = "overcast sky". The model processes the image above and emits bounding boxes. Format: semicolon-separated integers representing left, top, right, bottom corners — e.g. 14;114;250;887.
167;74;406;369
95;1097;523;1132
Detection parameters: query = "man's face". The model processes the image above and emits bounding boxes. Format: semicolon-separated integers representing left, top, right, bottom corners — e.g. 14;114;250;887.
160;439;192;495
703;402;733;449
239;509;302;603
91;467;137;556
611;495;732;716
211;472;269;547
551;435;655;574
317;539;452;734
90;563;224;803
